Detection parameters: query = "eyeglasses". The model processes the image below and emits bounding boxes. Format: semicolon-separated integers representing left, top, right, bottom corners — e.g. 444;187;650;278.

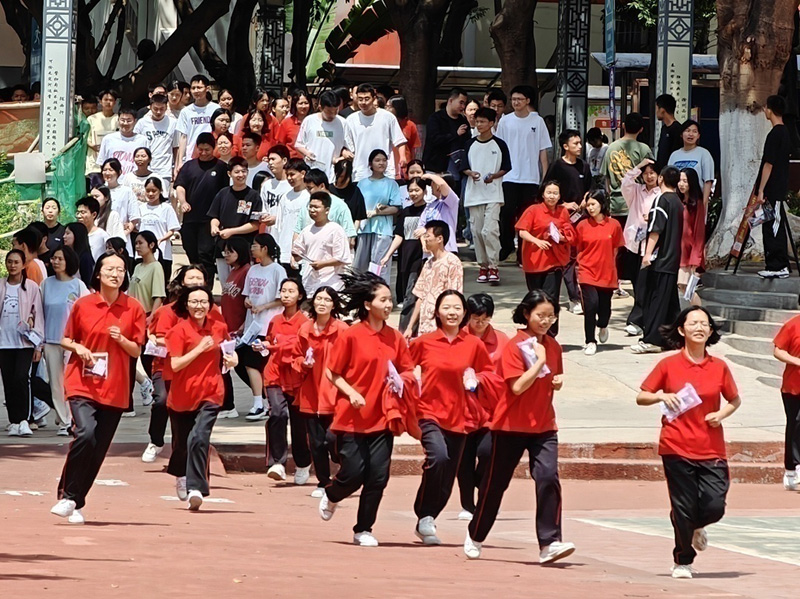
684;321;711;330
101;267;126;275
187;300;210;307
534;314;558;324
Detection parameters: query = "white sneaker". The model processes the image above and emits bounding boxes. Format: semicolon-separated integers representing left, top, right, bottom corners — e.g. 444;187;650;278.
141;443;163;463
7;423;20;437
32;398;51;421
692;528;708;552
319;493;337;521
569;301;583;315
539;541;576;564
139;378;154;406
57;425;70;437
758;268;790;279
122;410;136;418
176;476;188;501
781;470;794;490
353;531;379;547
294;466;311;486
630;341;662;354
50;498;76;518
245;406;268;421
68;509;85;524
267;464;286;481
415;516;441;545
187;489;203;511
35;416;48;428
625;324;643;336
311;487;326;498
584;342;597;356
217;408;239;419
18;421;33;436
671;564;694;579
464;533;482;559
598;328;609;344
457;509;473;521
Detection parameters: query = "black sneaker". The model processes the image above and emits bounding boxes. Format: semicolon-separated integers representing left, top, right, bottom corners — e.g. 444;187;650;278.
245;407;268;421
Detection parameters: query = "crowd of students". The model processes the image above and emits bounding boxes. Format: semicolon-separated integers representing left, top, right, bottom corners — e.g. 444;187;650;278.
1;76;796;580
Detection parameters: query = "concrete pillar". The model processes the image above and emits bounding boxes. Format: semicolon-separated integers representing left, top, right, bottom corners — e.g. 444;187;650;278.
655;0;694;129
555;0;591;150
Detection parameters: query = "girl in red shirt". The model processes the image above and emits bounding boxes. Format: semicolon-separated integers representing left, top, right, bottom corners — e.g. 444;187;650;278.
320;272;415;547
292;286;349;497
515;181;576;337
276;90;311;159
457;293;509;520
773;314;800;490
409;290;493;545
677;168;706;301
52;252;146;524
235;109;278;160
637;306;741;579
465;290;575;565
166;286;237;510
575;189;624;356
264;278;311;484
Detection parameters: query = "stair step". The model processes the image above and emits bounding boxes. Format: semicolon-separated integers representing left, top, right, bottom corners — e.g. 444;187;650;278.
702;270;800;294
723;334;775;356
698;288;799;310
726;352;785;377
757;376;782;389
704;301;797;324
729;320;783;338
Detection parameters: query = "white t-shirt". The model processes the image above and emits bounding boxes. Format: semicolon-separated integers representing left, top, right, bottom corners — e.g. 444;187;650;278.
138;202;181;260
243;262;287;333
587;144;608;177
88;227;110;260
242;162;273;189
119;171;151;203
295;113;347;181
86;112;118;174
0;283;23;349
109;185;140;225
292;221;352;294
176;101;220;164
97;132;149;175
495;111;552;184
344;109;407;181
464;136;512;207
260;178;293;226
134;113;179;179
274;189;310;260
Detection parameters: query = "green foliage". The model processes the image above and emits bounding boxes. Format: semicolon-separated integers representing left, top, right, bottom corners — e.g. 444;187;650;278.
617;0;716;29
467;5;488;25
0;184;39;251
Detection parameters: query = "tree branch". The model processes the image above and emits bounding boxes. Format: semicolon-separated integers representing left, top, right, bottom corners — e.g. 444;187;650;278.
104;0;126;81
173;0;228;81
94;0;124;55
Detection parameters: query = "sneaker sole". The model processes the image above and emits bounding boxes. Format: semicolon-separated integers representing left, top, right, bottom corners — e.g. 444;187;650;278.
267;471;286;481
188;495;202;511
245;414;268;421
541;546;575;564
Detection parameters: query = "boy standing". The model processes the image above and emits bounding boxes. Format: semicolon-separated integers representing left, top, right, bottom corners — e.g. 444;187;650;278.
134;93;179;191
260;144;292;233
97;107;147;175
175;74;220;171
462;107;511;285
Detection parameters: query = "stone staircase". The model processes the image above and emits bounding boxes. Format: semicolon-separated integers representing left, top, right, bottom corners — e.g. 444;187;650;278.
700;267;800;388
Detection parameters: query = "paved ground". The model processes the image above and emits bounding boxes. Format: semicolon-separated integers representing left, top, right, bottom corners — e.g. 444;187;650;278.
2;246;786;448
2;448;799;598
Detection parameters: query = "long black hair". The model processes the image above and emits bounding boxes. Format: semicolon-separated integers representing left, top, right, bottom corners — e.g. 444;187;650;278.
433;289;468;329
65;222;91;257
252;233;281;264
5;248;28;290
512;289;559;326
340;270;391;321
167;263;209;303
679;168;703;212
309;286;343;320
174;285;215;319
659;306;721;350
91;186;113;230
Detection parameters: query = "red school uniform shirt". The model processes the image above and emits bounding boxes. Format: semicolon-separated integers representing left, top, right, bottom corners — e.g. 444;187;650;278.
774;314;800;395
575;217;624;289
263;310;310;391
154;302;227;381
394;119;420;178
328;320;415;434
470;324;510;365
165;316;230;411
220;263;250;334
63;293;146;410
515;203;576;273
492;330;563;434
640;350;739;460
292;318;350;415
410;328;494;433
276;114;303;159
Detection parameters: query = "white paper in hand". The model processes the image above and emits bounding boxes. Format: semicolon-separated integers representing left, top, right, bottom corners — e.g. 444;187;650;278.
386;361;404;397
548;222;561;244
83;353;109;378
517;337;551;378
220;340;236;374
144;340;168;358
368;262;383;276
660;383;703;422
683;274;701;301
240;320;262;346
304;347;315;367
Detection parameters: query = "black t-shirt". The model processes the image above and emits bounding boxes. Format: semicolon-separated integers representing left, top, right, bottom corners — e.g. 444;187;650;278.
656;121;684;171
207;186;263;254
423;109;470;173
758;124;792;202
42;222;66;274
333;183;367;221
544;158;591;203
648;191;684;275
393;202;425;274
174;158;229;223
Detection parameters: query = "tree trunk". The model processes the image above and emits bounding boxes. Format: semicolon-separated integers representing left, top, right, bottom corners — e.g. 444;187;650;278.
490;0;537;103
706;0;798;264
386;0;450;122
0;0;33;82
290;0;313;88
437;0;477;66
174;0;229;84
225;0;258;110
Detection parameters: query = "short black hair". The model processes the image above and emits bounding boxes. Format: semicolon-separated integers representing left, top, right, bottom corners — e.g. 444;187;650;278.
585;188;610;216
268;144;291;161
558;128;581;151
467;293;495;318
681;119;701;134
242;131;263;147
433;290;469;329
424;219;450;246
174;285;214;319
309;190;332;209
102;158;122;175
318;90;339;109
767;95;786;117
655;94;677;114
660;165;681;188
509;85;532;100
368;149;388;166
13;225;42;253
196;132;216;147
304;168;329;188
42;197;61;212
512;289;559;326
76;196;100;216
486;88;507;105
99;89;118;100
356;83;376;96
286;158;309;173
228;156;248;171
623;112;645;135
118;107;137;119
190;74;210;86
448;87;468;100
90;251;130;292
474;107;497;122
660;306;721;349
222;236;252;267
586;127;603;142
280;277;307;306
55;245;81;277
150;93;168;105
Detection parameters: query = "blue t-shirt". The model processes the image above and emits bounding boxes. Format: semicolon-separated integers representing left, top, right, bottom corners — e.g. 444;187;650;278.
41;276;88;344
357;176;401;237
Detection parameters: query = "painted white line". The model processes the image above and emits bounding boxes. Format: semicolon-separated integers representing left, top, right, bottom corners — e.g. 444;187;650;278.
159;496;234;503
0;490;50;496
95;479;129;486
